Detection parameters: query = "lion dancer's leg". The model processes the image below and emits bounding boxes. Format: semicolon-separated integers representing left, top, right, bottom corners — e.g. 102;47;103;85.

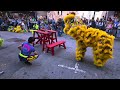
101;38;114;66
93;37;114;67
93;39;108;67
93;46;104;67
93;49;113;67
76;41;86;61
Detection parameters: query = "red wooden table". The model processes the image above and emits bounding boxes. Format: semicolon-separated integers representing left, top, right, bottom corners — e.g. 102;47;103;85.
33;30;57;52
40;29;57;43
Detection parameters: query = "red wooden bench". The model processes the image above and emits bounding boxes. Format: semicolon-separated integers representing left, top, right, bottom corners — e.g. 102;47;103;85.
46;40;66;56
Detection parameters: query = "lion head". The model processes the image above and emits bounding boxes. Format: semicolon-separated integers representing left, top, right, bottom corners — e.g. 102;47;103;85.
63;13;83;35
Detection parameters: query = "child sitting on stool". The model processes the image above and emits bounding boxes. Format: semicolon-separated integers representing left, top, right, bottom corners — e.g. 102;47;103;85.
18;37;38;65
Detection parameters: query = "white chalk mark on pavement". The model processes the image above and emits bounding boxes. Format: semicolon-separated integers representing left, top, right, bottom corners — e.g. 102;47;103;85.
0;71;4;75
58;63;86;73
95;73;98;77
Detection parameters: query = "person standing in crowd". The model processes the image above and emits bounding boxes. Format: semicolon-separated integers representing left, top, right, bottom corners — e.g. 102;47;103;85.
24;19;28;31
0;17;3;31
85;19;88;25
102;16;106;25
1;17;9;31
29;17;33;29
17;18;22;25
117;20;120;37
40;21;45;29
98;19;104;30
102;16;106;22
82;18;85;24
61;18;65;33
11;18;15;26
21;20;25;30
88;20;92;28
0;17;3;25
44;18;49;26
37;18;41;30
5;18;9;31
51;18;56;30
91;17;96;28
27;18;30;31
13;19;17;27
113;19;119;37
83;18;88;25
44;22;51;30
57;18;63;37
114;15;119;22
54;22;58;31
96;18;99;29
106;18;113;35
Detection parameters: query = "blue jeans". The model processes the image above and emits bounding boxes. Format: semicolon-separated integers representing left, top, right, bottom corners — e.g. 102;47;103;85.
58;30;63;36
106;29;113;34
51;26;55;30
117;29;120;37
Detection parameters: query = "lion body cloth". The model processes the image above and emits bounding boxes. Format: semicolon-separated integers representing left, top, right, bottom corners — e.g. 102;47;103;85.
63;13;115;67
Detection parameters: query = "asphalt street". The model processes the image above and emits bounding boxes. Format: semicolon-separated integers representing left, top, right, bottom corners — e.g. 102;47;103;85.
0;31;120;79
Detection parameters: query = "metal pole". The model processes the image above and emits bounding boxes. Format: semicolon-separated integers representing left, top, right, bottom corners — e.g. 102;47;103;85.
88;11;91;24
93;11;95;19
106;11;108;21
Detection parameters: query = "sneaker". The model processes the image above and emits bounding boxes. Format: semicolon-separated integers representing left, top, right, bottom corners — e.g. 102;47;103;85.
20;59;22;61
25;61;32;65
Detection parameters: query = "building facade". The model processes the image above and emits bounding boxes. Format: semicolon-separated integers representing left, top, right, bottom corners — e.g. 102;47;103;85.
47;11;78;21
47;11;108;21
36;11;47;19
105;11;115;20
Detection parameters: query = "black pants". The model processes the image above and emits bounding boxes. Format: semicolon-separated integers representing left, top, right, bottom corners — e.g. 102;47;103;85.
0;26;2;31
113;27;117;37
18;55;27;62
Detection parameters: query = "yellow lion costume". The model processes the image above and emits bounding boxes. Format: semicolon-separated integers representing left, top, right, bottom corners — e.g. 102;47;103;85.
63;13;115;67
0;37;4;47
8;25;27;33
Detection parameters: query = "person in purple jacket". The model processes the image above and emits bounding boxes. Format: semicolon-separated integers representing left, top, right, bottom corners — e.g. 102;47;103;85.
18;37;38;65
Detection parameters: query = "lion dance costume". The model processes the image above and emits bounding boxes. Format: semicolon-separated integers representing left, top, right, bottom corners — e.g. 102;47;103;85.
8;25;28;33
63;13;115;67
0;37;4;47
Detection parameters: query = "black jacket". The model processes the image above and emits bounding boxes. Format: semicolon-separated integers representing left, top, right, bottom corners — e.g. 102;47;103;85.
91;20;96;28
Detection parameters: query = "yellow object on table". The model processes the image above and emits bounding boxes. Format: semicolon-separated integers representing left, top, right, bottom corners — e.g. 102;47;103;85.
30;30;38;34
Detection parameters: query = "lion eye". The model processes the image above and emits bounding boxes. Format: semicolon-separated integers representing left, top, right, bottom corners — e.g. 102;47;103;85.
70;19;74;23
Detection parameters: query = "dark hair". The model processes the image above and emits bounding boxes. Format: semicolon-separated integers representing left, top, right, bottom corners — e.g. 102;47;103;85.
28;37;35;43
